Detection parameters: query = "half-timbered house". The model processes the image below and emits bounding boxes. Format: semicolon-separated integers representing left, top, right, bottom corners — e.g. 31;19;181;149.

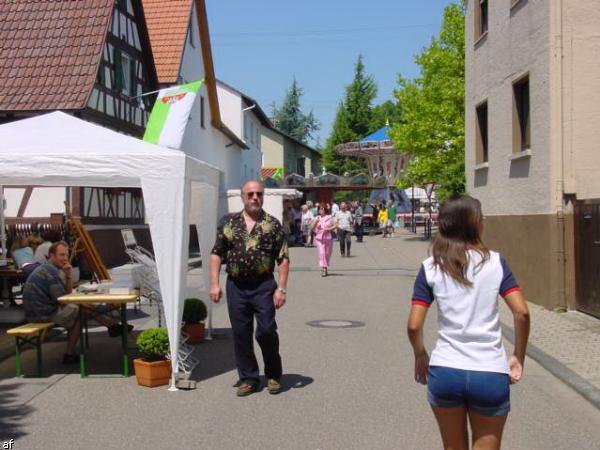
0;0;159;264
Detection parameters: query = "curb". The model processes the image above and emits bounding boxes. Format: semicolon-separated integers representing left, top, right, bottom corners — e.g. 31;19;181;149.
501;323;600;411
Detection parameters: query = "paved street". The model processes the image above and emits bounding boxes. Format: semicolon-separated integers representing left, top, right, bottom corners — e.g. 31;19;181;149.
2;233;600;449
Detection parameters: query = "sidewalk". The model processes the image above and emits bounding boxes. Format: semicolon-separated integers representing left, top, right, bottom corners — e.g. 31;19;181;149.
499;299;600;409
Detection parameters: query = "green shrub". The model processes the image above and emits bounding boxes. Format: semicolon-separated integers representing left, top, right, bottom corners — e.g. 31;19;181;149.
136;328;169;361
182;298;207;324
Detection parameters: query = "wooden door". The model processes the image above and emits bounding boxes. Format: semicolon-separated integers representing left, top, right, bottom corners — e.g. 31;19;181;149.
575;201;600;318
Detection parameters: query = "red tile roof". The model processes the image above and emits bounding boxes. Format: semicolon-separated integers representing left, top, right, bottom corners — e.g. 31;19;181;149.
0;0;113;111
142;0;193;84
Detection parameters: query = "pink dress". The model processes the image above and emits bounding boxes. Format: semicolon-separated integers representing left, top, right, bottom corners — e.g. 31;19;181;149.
314;215;334;268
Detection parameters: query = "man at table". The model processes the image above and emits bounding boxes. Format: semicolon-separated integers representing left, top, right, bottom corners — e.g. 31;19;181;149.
210;180;289;397
23;241;123;364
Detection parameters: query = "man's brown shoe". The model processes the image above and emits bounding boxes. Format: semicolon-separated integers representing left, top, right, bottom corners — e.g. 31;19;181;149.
236;383;257;397
267;378;281;395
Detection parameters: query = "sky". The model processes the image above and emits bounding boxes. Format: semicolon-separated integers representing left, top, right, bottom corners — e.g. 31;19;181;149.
205;0;457;147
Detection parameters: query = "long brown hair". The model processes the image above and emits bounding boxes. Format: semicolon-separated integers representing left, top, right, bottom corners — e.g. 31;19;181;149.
431;195;489;286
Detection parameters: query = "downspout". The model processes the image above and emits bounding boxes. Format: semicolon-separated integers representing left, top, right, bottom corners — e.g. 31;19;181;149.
554;0;567;309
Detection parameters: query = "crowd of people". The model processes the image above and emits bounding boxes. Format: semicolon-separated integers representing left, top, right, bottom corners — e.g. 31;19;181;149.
282;199;403;276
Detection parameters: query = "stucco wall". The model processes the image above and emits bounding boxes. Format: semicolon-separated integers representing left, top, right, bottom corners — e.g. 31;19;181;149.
561;0;600;200
179;3;241;197
466;0;554;215
261;127;285;168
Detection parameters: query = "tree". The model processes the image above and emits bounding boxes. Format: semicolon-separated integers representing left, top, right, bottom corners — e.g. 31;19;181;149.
369;99;403;134
322;55;377;176
389;2;465;200
272;78;319;144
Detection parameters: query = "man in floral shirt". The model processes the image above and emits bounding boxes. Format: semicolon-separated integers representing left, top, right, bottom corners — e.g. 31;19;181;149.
210;180;289;396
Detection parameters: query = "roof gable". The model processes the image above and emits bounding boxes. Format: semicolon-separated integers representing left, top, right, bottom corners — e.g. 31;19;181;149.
142;0;193;84
0;0;114;111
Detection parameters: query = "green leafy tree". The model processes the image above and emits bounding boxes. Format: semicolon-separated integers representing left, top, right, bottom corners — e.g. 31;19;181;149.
322;55;377;175
369;100;403;134
272;78;320;144
389;2;465;200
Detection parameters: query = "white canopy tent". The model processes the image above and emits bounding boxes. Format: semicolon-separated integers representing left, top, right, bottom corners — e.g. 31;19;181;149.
0;112;220;389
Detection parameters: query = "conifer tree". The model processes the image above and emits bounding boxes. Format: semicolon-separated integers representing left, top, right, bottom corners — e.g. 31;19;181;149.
322;55;377;176
272;78;319;144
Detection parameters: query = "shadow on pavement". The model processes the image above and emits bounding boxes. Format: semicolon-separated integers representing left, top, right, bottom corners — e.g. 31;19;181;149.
278;373;314;393
0;382;34;440
188;328;236;383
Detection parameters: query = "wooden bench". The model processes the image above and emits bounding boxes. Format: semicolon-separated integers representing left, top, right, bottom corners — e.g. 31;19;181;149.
6;322;55;377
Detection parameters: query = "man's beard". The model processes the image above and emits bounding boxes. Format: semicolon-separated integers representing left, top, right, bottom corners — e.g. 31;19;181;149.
245;204;261;214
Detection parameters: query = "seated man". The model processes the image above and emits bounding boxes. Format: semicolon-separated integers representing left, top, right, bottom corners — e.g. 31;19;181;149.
23;241;128;364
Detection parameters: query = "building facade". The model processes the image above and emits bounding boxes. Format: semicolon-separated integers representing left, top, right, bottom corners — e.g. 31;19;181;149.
261;126;321;180
465;0;600;316
144;0;249;217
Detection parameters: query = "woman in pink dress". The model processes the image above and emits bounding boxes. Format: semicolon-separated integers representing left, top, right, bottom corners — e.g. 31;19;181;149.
312;204;337;277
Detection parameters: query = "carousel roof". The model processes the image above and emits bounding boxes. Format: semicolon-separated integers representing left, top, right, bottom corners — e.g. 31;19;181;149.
335;125;397;157
360;126;391;143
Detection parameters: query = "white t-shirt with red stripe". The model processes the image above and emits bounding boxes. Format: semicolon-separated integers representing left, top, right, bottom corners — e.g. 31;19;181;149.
412;250;520;374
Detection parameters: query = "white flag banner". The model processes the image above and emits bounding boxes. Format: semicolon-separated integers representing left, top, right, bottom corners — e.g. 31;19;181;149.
143;80;204;149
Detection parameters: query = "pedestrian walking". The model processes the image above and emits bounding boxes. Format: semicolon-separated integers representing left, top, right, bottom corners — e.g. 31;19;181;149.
210;180;289;397
407;195;530;450
301;204;314;247
312;204;336;277
335;201;353;257
354;200;364;242
377;205;388;237
387;201;397;237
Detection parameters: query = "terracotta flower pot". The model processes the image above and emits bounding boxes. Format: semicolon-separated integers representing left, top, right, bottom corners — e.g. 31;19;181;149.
133;358;171;387
182;323;205;344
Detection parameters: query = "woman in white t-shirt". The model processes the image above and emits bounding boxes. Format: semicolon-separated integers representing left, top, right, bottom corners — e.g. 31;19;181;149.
407;195;530;450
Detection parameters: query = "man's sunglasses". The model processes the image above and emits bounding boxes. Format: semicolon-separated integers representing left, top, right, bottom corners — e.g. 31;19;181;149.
245;191;264;198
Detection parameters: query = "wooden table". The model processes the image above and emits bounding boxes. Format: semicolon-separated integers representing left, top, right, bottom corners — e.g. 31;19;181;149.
58;292;138;378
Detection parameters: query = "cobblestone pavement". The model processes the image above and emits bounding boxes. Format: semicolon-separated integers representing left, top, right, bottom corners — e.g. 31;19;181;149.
500;299;600;407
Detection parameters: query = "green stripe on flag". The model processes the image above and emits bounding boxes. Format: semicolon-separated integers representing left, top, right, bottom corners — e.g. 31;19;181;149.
143;98;171;144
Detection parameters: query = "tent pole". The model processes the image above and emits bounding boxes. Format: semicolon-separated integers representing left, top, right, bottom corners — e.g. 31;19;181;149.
0;185;6;260
168;372;178;391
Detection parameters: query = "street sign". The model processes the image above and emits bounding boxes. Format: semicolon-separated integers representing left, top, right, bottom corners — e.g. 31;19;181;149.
423;182;435;201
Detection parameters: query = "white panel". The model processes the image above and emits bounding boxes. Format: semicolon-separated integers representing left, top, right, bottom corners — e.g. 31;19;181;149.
3;188;26;216
23;188;65;217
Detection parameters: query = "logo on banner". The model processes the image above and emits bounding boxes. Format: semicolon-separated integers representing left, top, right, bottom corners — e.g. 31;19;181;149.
161;93;187;104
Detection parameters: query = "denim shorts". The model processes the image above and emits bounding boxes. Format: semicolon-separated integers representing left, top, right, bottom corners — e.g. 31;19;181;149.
427;366;510;417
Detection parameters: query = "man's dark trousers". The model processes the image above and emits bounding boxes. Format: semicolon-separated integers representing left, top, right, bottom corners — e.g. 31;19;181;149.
355;222;364;242
226;275;282;388
338;229;351;256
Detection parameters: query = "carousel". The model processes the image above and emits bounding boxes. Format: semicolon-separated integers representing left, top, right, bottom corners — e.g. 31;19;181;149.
335;124;412;209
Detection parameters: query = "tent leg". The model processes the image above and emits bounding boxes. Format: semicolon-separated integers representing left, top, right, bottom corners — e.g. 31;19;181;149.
168;372;178;391
205;302;213;340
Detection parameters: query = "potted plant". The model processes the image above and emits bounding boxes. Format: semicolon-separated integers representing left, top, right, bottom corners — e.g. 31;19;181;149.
182;298;207;344
133;328;171;387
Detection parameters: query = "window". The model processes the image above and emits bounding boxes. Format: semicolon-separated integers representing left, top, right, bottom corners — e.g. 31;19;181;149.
475;101;488;164
297;157;306;176
112;48;134;96
243;117;248;140
513;75;530;152
200;96;205;129
475;0;488;41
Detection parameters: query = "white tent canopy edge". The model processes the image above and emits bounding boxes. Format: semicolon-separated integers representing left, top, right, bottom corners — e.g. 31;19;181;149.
0;112;220;389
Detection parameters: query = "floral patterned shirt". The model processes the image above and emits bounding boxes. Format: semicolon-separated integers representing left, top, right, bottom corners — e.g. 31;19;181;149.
211;210;289;281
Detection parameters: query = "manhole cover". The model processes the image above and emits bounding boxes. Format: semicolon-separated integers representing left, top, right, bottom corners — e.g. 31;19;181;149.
306;320;365;329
